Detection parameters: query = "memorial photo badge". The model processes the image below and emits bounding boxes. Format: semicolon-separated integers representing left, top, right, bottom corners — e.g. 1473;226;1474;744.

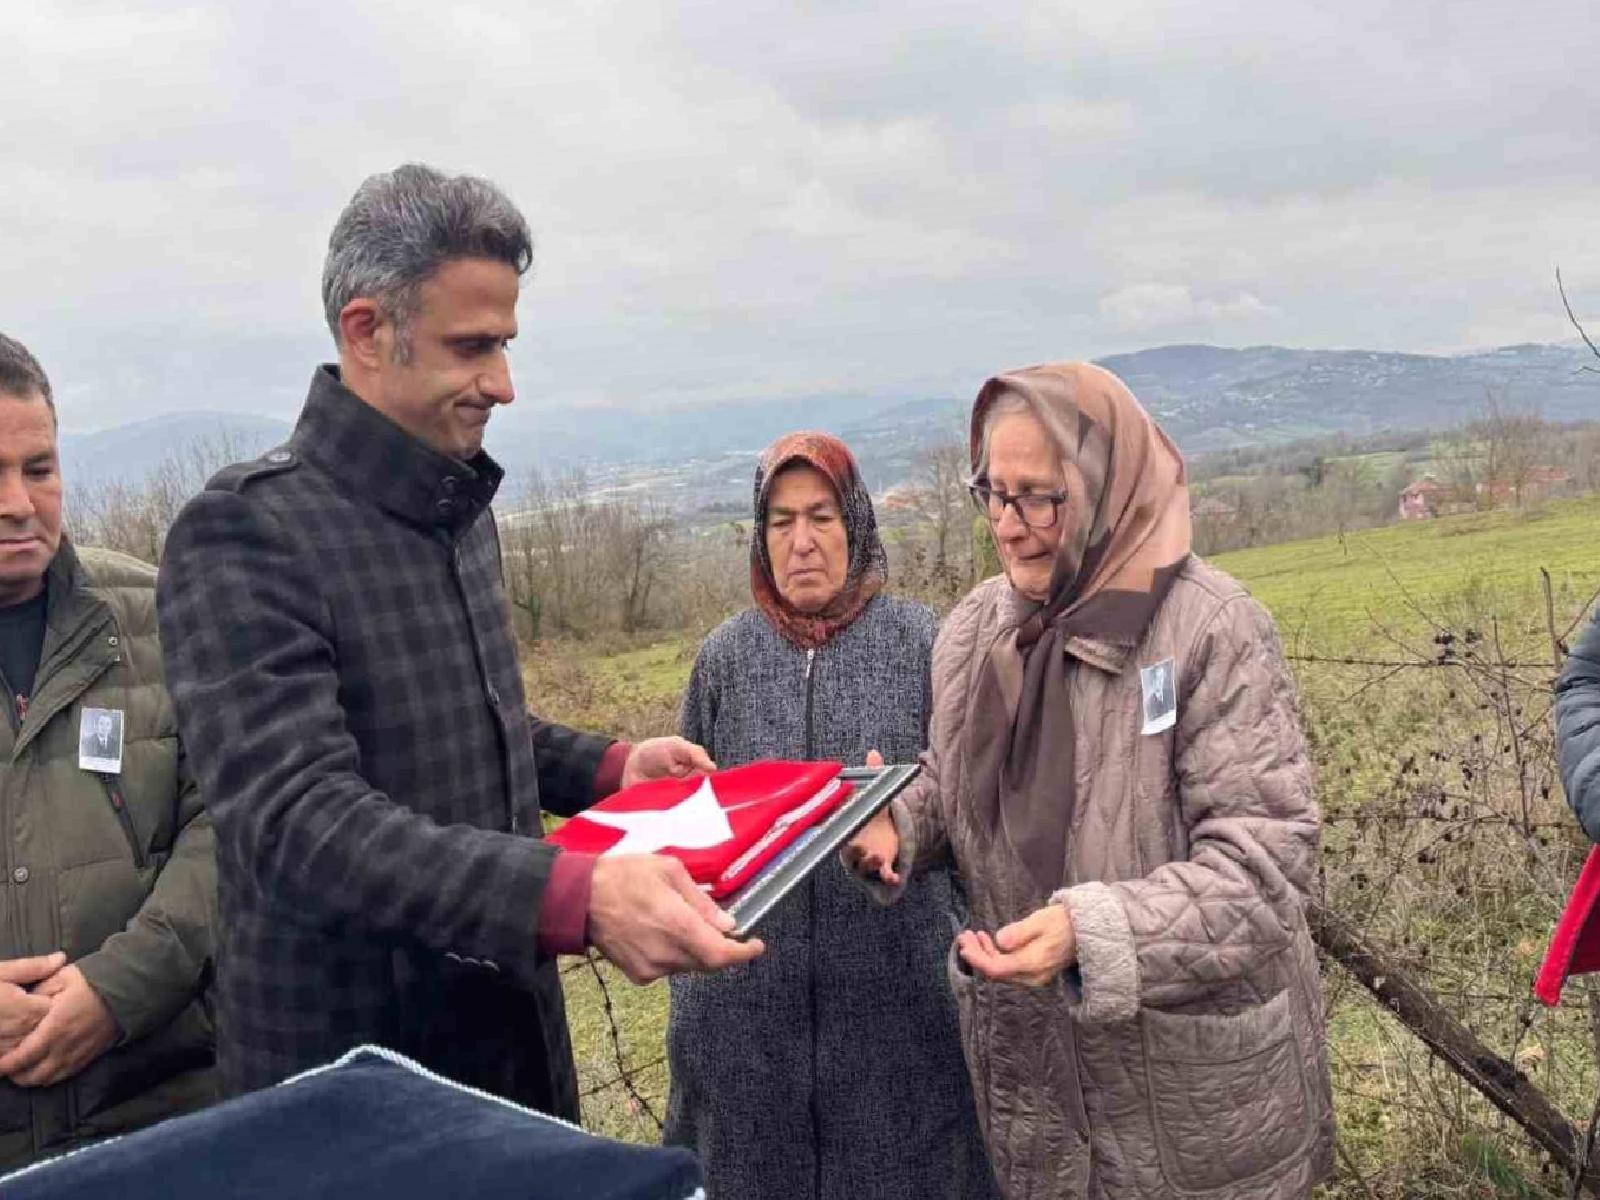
78;706;125;774
1139;658;1177;735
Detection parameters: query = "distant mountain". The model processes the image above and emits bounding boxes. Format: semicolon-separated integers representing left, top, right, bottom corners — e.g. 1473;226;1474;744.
1093;342;1600;454
56;342;1600;513
487;341;1600;484
60;412;292;491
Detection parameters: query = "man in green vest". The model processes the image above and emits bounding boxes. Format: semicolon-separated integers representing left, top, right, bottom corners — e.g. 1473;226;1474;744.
0;333;215;1170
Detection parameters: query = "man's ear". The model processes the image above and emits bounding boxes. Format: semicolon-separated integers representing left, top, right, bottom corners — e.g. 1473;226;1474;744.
338;299;389;370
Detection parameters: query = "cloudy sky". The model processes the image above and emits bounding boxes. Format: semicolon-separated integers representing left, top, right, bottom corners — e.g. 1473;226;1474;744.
5;0;1598;433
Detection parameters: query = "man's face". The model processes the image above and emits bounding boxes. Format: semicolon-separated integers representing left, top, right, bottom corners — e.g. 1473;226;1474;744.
765;464;849;614
366;257;519;461
95;713;113;741
0;392;63;605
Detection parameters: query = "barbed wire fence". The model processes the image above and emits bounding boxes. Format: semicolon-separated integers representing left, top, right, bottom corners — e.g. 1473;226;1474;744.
559;953;668;1137
1283;565;1600;1194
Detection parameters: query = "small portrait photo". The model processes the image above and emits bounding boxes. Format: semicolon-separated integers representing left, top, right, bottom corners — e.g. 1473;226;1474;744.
1139;658;1177;735
78;707;125;774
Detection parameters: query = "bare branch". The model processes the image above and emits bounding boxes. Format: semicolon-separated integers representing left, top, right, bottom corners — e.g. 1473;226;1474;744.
1558;266;1600;372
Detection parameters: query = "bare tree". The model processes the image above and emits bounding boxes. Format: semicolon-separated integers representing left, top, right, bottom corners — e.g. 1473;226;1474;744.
913;438;968;579
67;429;260;563
1476;388;1546;509
500;469;689;639
600;499;672;634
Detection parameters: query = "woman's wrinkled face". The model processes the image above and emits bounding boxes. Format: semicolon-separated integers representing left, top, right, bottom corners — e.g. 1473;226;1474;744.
765;463;849;613
984;410;1067;603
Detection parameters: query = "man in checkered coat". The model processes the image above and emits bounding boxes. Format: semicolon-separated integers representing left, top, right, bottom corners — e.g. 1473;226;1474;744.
156;164;760;1117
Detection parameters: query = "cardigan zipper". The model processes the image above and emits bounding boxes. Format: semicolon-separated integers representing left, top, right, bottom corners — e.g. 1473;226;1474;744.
803;649;816;759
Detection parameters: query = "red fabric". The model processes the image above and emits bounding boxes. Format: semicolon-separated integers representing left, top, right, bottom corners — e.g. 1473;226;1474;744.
594;741;631;799
536;851;596;957
1535;845;1600;1005
547;761;852;899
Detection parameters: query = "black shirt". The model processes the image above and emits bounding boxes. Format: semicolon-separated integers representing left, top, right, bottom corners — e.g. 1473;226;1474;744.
0;586;47;714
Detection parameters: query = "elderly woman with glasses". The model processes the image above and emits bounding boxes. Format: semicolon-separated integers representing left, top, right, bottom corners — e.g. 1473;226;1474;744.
847;364;1334;1199
665;432;997;1200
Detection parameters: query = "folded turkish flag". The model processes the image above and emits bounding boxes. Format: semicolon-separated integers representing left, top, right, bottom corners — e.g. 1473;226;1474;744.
1535;845;1600;1005
547;761;853;899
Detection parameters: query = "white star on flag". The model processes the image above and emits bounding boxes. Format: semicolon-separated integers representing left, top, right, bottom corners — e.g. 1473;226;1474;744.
582;775;735;857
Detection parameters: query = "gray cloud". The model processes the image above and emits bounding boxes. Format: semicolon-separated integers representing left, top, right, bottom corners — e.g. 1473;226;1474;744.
3;0;1598;434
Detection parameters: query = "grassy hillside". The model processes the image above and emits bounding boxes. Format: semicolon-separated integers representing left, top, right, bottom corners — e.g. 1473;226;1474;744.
1213;493;1600;649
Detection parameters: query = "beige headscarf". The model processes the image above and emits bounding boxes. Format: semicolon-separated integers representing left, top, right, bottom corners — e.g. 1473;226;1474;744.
962;362;1192;901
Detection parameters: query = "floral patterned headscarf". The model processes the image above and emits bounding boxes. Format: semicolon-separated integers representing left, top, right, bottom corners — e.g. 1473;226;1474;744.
750;432;889;650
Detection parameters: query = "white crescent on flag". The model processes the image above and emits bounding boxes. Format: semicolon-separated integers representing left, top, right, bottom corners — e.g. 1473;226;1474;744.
581;775;735;857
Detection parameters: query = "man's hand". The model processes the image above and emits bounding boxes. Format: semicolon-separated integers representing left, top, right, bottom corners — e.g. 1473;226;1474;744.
957;904;1078;988
620;737;716;790
0;952;66;1055
0;964;120;1088
587;854;763;984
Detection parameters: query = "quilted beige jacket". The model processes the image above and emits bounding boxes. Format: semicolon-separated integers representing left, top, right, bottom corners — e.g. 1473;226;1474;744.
876;558;1334;1199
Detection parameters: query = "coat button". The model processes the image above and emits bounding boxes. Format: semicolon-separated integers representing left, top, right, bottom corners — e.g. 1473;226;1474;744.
11;867;28;884
441;477;460;495
434;498;456;520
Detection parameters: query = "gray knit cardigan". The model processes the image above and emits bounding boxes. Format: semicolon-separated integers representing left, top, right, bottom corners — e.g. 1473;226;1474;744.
664;595;998;1200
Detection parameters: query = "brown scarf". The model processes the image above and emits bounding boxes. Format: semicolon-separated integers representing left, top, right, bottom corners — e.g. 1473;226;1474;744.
750;432;889;650
962;363;1192;902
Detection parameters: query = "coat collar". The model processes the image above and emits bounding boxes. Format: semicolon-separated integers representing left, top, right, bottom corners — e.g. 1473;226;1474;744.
43;536;103;638
290;366;504;535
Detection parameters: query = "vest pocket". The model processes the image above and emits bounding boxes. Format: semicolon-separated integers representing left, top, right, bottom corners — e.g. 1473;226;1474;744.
99;777;148;870
1140;987;1311;1191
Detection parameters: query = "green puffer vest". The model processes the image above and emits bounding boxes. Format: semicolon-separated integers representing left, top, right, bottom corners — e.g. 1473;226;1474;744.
0;541;216;1170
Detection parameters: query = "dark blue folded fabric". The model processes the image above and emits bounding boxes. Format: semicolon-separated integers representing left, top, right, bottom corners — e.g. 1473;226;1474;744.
1;1046;703;1200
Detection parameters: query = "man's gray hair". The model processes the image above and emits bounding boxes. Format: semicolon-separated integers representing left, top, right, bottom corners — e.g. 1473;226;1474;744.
0;332;56;419
321;164;533;361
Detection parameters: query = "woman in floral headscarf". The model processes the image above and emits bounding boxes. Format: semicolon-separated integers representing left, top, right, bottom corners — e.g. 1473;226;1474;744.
847;364;1334;1198
665;432;996;1200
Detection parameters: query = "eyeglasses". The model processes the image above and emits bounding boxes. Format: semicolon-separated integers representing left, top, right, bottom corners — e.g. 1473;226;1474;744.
967;481;1067;529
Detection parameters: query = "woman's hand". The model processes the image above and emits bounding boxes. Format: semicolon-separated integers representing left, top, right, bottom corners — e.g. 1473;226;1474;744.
958;903;1077;987
838;752;902;883
843;749;901;884
844;809;901;886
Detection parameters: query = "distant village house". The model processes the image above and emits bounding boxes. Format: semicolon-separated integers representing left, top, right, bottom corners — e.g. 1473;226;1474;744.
1398;476;1442;521
1398;466;1570;520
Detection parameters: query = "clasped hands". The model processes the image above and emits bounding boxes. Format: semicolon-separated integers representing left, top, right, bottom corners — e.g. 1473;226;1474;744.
0;952;119;1088
844;751;1079;989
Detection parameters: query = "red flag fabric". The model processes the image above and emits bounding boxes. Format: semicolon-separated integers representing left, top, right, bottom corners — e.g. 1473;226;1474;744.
1535;845;1600;1005
547;761;853;899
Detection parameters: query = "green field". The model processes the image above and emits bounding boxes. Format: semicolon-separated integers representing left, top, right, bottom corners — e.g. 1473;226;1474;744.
1215;492;1600;649
535;493;1600;1196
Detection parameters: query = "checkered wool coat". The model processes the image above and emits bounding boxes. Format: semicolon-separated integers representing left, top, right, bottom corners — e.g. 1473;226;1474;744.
157;367;612;1118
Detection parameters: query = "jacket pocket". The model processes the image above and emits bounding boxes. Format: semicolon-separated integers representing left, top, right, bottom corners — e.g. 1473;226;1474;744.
946;940;991;1138
1140;987;1312;1192
98;776;147;870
